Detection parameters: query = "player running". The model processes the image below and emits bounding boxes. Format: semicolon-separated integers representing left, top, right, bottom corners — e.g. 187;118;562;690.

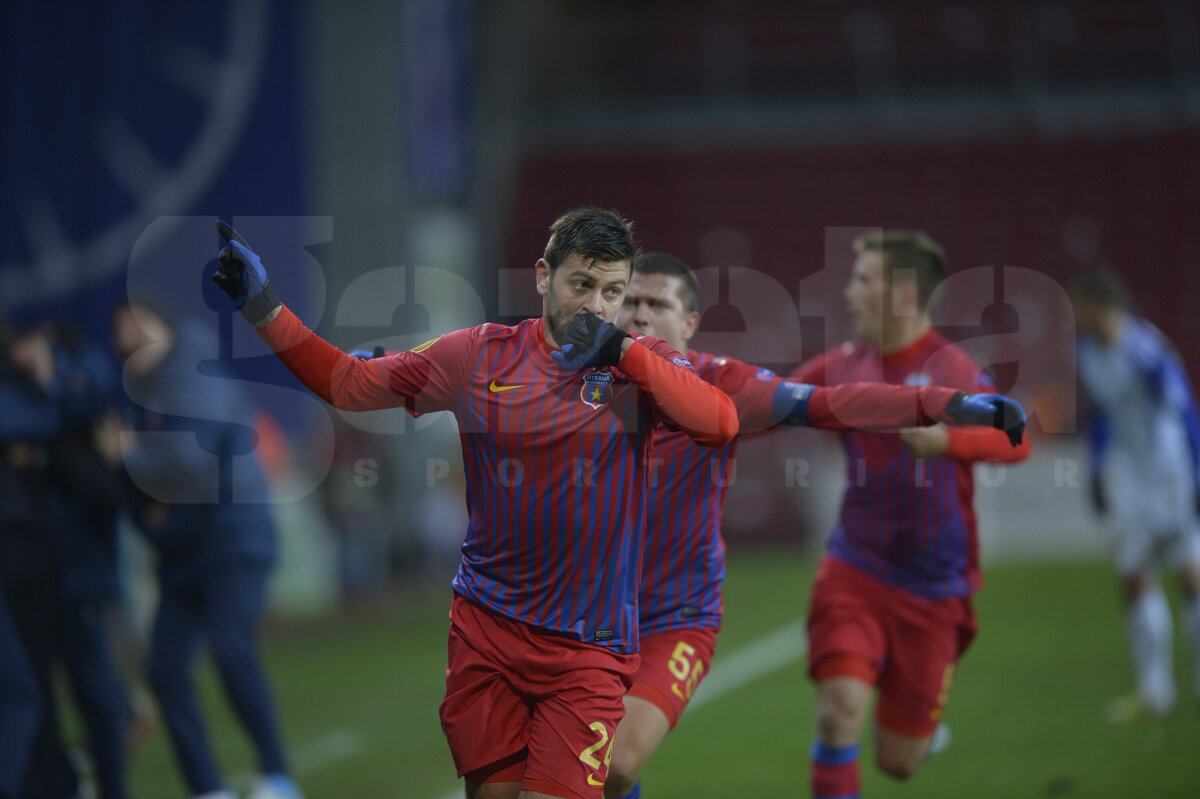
1072;268;1200;720
210;208;738;799
793;231;1031;798
603;253;1026;799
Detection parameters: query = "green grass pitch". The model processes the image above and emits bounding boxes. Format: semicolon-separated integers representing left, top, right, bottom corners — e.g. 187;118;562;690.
117;548;1198;798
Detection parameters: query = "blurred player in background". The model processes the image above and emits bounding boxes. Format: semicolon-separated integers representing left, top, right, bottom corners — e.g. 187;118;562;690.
792;231;1031;798
1071;269;1200;720
604;253;1026;799
211;208;738;799
113;300;300;799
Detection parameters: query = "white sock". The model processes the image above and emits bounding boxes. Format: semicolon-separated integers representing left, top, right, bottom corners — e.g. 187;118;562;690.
1127;587;1175;712
1183;596;1200;696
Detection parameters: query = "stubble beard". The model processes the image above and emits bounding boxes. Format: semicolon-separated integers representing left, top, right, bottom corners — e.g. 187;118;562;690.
544;293;572;346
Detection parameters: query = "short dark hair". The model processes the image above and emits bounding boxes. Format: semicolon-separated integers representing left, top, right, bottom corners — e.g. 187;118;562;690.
633;252;700;313
1068;266;1130;310
544;207;638;272
853;229;947;310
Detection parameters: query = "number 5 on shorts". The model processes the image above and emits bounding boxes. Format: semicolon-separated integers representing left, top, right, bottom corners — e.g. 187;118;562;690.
578;721;613;785
668;641;705;701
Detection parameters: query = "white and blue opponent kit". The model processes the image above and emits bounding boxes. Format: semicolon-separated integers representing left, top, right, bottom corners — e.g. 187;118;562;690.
1079;316;1200;575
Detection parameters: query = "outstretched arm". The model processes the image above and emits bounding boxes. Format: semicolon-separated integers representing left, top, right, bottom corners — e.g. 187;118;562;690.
773;381;1025;443
713;356;1026;444
210;221;466;414
621;341;739;447
253;307;407;411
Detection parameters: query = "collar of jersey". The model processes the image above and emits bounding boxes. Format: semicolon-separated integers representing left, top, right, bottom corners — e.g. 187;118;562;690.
878;327;938;364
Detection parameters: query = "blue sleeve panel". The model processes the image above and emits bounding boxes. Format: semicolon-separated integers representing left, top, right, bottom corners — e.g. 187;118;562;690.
1126;322;1200;483
1086;409;1111;476
1162;357;1200;485
771;381;815;427
1125;322;1169;398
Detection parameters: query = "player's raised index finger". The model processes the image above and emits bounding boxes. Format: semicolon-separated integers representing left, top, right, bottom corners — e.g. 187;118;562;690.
214;219;249;246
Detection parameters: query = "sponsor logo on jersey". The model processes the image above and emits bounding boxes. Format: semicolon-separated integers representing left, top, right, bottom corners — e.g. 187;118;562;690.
488;379;526;393
755;367;777;382
581;370;614;409
904;372;932;387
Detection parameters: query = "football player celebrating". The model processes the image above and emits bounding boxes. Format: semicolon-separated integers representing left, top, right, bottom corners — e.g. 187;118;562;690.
794;231;1030;798
211;208;737;799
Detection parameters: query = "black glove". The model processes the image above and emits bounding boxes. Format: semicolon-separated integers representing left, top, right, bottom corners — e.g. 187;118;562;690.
551;314;629;371
1090;474;1108;516
210;221;281;325
944;393;1027;446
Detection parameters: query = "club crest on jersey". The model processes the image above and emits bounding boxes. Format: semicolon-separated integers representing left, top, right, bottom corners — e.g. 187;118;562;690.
580;369;614;410
904;372;932;387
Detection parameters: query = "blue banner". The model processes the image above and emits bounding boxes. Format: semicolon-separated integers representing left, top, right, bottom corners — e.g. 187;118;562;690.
0;0;307;336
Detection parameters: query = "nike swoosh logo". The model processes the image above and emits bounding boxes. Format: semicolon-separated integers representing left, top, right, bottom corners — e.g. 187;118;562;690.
586;775;605;786
488;380;527;393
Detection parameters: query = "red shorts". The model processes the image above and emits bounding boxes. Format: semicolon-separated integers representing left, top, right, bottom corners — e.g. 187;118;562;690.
806;556;977;738
627;627;719;729
440;595;638;799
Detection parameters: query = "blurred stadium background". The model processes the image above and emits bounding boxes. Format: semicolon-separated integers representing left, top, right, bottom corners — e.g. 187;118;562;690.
3;0;1199;796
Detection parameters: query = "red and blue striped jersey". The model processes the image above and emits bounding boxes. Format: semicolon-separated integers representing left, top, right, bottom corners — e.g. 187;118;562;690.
640;352;779;636
257;309;738;653
640;349;967;634
792;329;1024;600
